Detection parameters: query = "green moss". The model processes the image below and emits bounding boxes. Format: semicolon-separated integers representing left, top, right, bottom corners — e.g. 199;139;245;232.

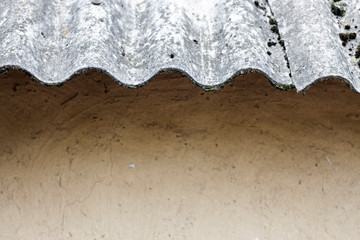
269;18;277;25
339;32;357;47
355;45;360;58
267;41;277;47
270;25;279;34
273;82;294;90
339;33;349;41
279;40;285;48
349;32;356;40
0;68;8;76
331;3;346;17
205;86;219;91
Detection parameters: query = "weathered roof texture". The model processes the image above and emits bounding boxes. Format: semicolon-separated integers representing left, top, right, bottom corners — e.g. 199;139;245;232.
0;0;359;92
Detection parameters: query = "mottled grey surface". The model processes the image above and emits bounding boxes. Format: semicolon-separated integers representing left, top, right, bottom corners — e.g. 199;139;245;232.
0;0;359;92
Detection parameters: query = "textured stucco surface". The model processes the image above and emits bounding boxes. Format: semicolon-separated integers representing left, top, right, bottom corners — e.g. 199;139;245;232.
0;71;360;239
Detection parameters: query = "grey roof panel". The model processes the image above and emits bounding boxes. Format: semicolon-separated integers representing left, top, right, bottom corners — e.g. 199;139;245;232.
0;0;359;92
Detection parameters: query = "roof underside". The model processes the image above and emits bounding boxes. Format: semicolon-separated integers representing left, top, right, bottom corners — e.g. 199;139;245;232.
0;0;359;92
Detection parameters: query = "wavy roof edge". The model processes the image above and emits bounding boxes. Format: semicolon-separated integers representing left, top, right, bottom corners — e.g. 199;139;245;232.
1;65;358;94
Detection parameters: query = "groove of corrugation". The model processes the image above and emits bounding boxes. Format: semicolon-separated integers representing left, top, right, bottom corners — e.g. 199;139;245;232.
0;0;359;92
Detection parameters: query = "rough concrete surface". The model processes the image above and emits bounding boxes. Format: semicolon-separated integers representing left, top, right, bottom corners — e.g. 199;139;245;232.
0;71;359;240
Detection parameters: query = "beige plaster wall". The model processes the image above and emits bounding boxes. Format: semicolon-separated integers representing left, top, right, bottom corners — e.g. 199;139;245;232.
0;70;359;240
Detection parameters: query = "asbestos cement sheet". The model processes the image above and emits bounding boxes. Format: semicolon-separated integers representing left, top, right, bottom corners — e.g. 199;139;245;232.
0;0;359;92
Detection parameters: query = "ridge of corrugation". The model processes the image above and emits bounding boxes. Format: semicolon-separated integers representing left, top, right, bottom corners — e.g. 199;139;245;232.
0;0;359;92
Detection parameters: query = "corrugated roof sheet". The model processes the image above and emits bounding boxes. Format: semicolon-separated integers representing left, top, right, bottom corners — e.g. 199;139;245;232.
0;0;359;92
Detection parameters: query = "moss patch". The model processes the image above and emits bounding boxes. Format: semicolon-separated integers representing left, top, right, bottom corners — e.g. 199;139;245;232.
355;45;360;59
267;41;277;47
339;33;357;46
331;3;346;17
